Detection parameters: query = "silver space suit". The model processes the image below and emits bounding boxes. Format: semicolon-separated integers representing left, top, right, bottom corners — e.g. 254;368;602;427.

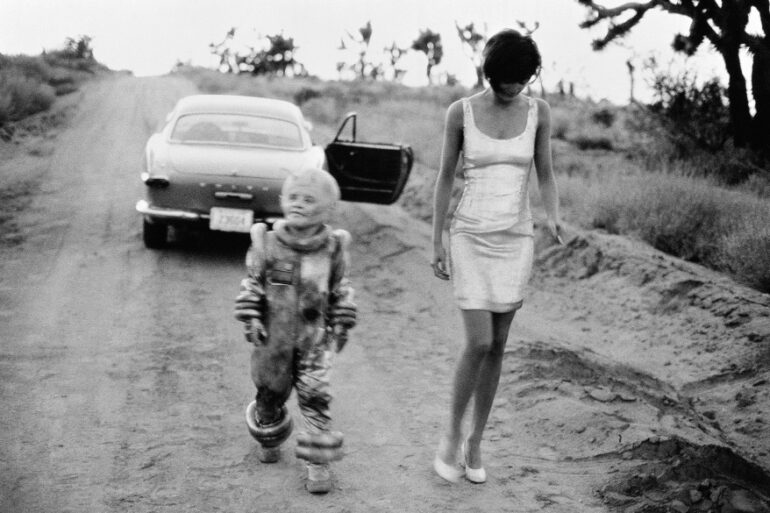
235;221;356;452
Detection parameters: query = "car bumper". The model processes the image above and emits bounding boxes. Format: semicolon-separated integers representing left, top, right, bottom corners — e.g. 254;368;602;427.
136;199;207;221
135;199;281;224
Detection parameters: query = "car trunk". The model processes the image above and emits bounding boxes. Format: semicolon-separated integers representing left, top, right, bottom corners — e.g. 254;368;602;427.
148;145;314;218
167;144;308;180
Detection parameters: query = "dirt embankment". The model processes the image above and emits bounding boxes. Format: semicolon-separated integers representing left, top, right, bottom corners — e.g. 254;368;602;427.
524;226;770;512
0;74;768;513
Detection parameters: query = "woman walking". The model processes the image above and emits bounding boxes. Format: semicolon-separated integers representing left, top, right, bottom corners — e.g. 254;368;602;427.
431;28;562;483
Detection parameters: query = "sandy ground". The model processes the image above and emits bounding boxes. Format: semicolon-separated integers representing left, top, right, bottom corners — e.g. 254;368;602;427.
0;74;768;513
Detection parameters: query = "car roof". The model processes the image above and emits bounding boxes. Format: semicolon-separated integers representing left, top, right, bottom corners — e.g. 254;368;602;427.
173;94;304;122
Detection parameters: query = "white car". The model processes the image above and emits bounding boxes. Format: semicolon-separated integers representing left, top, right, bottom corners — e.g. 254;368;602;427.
137;94;413;248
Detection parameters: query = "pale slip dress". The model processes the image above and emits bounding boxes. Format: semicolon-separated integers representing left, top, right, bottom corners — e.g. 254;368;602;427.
449;95;537;312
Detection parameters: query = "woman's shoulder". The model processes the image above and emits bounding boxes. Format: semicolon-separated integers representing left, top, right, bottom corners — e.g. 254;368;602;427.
530;96;551;112
445;99;465;125
466;90;487;108
528;96;551;124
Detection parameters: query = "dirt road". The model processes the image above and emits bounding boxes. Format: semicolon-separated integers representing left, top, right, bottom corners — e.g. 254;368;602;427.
1;75;768;513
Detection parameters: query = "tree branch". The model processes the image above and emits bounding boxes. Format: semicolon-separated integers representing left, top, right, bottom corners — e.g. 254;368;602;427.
591;10;648;49
692;10;724;47
578;0;659;17
577;0;662;48
656;0;693;16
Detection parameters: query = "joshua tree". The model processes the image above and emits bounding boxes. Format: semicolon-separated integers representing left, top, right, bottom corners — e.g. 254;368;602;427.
385;41;409;82
63;35;94;60
411;28;443;85
627;58;636;103
210;28;302;76
576;0;770;153
455;21;487;89
209;27;237;73
338;21;380;80
263;33;299;76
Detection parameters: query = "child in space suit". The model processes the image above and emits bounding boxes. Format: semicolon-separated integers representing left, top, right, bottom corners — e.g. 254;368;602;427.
234;166;356;494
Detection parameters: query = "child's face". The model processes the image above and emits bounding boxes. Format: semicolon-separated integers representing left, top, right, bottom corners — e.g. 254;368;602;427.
281;183;331;229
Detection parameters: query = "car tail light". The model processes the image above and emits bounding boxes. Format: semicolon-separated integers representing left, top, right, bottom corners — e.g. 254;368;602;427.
141;172;170;188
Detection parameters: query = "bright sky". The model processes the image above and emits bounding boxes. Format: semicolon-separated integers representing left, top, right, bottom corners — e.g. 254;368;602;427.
1;0;729;104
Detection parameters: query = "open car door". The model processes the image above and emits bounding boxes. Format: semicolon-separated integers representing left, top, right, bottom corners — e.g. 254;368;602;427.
325;112;413;205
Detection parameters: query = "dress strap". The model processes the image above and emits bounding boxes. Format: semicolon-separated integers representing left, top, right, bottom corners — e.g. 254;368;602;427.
461;97;471;132
528;97;538;127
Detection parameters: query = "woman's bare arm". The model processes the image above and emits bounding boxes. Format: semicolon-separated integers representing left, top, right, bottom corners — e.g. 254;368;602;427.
533;98;561;239
431;100;464;278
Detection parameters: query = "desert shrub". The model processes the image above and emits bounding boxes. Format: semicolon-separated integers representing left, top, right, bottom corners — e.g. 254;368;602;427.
550;109;572;140
552;141;606;179
293;87;321;105
647;72;730;153
738;172;770;198
593;174;722;260
547;98;632;151
591;107;616;127
621;64;762;184
0;71;56;123
590;171;770;291
0;54;54;82
572;135;614;151
721;216;770;292
0;49;100;123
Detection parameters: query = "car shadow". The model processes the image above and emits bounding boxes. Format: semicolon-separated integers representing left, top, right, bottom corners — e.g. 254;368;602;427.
156;226;252;264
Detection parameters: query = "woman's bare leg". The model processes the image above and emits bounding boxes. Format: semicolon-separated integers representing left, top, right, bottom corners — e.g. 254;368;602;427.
437;309;493;464
465;309;517;469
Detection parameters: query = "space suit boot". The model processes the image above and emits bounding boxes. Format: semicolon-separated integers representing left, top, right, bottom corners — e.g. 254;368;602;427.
245;402;293;463
306;463;332;494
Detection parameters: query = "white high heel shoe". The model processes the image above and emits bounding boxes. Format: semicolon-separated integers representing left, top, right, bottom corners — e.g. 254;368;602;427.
433;439;465;483
462;441;487;483
433;455;465;483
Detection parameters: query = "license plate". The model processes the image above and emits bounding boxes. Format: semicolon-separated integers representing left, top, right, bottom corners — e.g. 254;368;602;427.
209;207;253;233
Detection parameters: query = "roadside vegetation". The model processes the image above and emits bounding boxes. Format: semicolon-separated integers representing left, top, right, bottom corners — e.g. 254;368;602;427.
175;65;769;293
0;36;106;139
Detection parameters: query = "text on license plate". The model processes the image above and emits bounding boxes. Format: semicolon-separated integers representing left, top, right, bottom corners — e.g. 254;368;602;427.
209;207;253;233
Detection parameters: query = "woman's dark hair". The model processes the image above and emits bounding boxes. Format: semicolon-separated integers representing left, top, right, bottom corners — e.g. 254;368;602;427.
482;29;542;91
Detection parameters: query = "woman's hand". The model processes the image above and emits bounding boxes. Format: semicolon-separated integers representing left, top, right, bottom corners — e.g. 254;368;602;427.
432;245;450;280
546;219;564;245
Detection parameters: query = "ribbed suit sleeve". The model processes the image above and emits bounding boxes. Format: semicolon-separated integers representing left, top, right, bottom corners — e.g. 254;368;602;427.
326;229;356;329
234;223;268;323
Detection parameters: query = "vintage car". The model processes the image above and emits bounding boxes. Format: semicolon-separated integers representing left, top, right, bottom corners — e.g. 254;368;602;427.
136;94;413;248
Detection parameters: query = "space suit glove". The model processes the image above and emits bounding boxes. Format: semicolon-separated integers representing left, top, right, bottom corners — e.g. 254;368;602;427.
328;304;357;330
330;324;349;353
244;319;268;345
234;291;263;323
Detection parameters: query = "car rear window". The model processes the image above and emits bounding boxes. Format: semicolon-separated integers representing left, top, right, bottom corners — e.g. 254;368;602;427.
170;113;304;149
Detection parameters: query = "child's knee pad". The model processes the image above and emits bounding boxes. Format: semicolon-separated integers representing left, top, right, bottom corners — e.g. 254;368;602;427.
245;402;293;448
295;431;344;463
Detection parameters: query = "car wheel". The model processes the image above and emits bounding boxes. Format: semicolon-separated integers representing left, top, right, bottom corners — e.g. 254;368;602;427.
143;218;167;249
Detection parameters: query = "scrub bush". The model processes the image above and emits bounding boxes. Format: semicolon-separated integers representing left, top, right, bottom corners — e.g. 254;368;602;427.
0;71;56;123
590;172;770;292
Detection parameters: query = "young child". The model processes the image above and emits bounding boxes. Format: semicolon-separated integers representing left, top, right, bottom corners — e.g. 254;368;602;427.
234;167;357;494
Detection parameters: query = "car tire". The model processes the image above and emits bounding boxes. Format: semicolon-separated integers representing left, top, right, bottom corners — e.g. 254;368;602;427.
143;218;167;249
